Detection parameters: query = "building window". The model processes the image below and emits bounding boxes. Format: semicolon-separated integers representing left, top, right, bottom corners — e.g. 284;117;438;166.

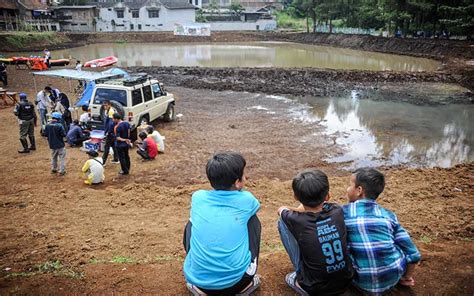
138;24;142;30
132;10;139;18
130;24;134;30
148;10;159;18
117;10;124;18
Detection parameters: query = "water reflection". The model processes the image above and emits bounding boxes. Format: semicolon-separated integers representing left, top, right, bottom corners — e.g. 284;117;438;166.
291;93;473;168
48;42;440;71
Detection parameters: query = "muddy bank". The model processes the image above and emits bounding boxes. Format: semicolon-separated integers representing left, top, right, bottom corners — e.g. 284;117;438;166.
131;66;473;104
266;32;474;60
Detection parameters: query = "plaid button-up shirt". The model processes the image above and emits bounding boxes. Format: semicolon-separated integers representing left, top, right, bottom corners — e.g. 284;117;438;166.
342;199;421;294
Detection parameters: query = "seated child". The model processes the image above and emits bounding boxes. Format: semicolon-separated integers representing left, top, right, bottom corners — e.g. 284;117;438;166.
66;120;89;147
137;132;157;160
146;125;165;153
278;169;354;295
343;168;421;294
82;150;104;185
183;152;261;296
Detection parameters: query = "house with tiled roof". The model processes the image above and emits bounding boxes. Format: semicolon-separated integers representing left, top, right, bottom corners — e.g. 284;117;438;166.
91;0;196;32
0;0;18;30
0;0;60;31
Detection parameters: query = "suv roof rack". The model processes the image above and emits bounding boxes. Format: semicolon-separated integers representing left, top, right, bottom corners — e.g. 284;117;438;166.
100;73;153;87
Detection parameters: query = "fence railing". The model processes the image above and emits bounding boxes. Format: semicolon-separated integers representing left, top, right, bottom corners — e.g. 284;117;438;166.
314;25;387;36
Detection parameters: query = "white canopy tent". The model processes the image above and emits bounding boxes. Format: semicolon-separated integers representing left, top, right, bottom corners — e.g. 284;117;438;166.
32;69;123;92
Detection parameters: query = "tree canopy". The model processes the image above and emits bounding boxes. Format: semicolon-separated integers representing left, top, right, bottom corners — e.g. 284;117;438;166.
286;0;474;36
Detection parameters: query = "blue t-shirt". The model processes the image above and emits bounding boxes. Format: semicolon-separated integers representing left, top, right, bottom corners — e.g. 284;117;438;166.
66;124;84;144
114;121;130;148
183;189;260;290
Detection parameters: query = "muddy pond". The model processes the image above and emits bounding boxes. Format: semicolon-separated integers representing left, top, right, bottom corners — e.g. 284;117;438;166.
245;88;473;169
49;42;440;71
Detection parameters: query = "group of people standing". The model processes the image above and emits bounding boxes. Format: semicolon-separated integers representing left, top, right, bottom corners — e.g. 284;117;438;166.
13;93;165;184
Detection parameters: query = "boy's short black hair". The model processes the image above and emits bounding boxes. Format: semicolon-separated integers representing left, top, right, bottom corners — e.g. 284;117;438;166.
103;100;111;105
86;150;99;157
81;105;88;111
139;131;147;140
146;126;154;134
292;170;329;207
206;152;246;190
112;112;122;120
353;168;385;199
44;86;52;91
73;119;79;125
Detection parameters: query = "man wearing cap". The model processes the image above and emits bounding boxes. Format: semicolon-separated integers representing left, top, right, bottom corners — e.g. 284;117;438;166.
44;112;67;176
13;93;37;153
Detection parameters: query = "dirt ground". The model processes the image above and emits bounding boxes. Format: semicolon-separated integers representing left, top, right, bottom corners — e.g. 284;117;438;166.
0;68;473;295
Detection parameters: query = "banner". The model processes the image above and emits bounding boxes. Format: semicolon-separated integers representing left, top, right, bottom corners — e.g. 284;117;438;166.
174;23;211;36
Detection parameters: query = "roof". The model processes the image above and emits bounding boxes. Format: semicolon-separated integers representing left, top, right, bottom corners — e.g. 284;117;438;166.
158;0;195;9
55;5;96;9
0;0;17;10
32;69;123;82
18;0;48;10
88;0;195;10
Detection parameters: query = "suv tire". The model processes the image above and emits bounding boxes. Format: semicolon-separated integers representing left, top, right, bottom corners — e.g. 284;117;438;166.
163;103;175;122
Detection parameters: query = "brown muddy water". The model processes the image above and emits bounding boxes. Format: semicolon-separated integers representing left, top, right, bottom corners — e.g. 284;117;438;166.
246;87;473;169
47;42;440;71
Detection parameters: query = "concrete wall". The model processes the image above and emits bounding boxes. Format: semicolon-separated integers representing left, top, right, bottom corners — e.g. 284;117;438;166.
205;19;276;31
57;9;96;32
96;7;195;32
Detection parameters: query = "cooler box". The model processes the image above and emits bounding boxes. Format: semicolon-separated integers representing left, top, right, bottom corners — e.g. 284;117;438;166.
83;140;100;152
83;130;105;152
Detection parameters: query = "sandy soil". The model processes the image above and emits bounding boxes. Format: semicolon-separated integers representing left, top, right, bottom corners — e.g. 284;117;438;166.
0;68;473;295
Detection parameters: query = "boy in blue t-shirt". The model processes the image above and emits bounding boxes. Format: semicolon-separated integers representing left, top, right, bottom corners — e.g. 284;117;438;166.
277;169;354;295
183;152;261;295
343;168;421;295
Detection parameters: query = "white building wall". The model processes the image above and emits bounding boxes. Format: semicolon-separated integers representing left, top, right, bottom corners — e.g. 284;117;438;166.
95;6;195;32
205;19;276;31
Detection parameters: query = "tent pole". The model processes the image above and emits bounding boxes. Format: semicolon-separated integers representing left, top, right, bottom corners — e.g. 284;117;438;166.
33;74;37;93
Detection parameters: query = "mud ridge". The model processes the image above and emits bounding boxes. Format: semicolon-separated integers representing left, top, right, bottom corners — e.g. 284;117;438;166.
131;66;473;104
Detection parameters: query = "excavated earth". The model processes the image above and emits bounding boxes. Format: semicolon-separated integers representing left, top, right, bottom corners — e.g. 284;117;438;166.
0;31;473;295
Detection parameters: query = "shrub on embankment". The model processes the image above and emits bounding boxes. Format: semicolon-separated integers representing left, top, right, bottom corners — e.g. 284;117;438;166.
0;32;70;52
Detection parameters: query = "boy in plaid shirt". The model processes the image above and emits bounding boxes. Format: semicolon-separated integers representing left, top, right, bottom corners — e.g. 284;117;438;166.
343;168;421;295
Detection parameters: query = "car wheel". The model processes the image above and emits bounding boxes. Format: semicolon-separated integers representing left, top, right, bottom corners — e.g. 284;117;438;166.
163;103;175;122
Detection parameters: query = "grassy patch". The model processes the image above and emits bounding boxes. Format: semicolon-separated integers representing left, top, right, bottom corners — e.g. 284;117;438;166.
261;242;285;253
114;39;127;44
420;235;432;244
275;11;311;30
5;260;83;280
5;32;64;49
111;256;134;264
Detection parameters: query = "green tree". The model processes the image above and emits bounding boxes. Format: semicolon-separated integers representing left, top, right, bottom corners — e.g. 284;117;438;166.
229;2;244;15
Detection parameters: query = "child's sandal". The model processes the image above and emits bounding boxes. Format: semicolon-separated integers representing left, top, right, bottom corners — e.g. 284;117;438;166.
285;272;309;296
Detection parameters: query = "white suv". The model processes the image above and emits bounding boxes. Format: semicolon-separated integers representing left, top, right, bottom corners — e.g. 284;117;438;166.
89;75;175;138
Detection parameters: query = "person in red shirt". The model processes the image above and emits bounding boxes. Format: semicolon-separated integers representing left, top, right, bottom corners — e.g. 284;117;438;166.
137;132;157;160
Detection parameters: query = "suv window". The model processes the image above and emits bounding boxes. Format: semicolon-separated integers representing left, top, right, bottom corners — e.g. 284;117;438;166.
132;88;143;106
93;88;127;106
152;83;162;98
143;85;153;102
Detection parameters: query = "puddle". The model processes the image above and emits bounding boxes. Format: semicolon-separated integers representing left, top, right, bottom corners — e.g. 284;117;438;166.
32;41;441;71
262;90;473;169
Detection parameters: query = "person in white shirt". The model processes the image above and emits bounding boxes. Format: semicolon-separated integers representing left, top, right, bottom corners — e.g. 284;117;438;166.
146;125;165;153
82;150;105;185
35;90;53;128
79;105;91;129
75;60;82;71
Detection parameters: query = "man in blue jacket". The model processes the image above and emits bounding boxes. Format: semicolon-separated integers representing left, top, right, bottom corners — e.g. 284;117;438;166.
45;112;67;176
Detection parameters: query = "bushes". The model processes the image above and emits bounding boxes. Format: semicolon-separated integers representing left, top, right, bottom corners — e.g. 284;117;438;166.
275;11;311;30
4;32;67;49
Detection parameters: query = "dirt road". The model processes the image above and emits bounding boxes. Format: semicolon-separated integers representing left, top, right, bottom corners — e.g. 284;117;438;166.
0;68;473;295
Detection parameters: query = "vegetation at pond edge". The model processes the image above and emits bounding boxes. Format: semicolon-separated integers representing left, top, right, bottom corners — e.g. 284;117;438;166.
281;0;473;37
2;32;70;51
